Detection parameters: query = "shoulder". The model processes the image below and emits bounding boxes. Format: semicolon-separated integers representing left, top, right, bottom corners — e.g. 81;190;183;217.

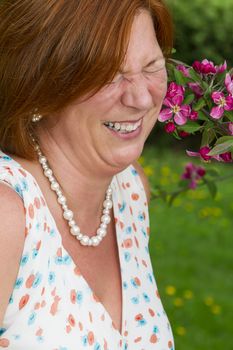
0;183;26;324
132;161;151;203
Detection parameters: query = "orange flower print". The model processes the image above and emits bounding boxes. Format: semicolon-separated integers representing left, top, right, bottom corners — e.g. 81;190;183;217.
135;313;143;321
26;274;35;288
34;197;41;209
50;295;61;316
19;294;30;310
87;331;94;345
28;203;34;219
123;238;133;248
70;289;76;304
150;334;158;343
68;314;76;327
148;308;155;317
134;337;142;343
0;338;10;347
131;193;139;201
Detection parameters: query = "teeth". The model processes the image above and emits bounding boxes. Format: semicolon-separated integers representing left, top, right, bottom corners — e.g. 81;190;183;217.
104;119;142;133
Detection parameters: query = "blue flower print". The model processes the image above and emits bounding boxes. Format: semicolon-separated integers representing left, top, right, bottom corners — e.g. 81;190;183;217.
153;325;159;334
50;228;56;237
14;184;23;198
76;291;83;304
138;211;145;222
32;272;42;288
37;336;44;343
48;271;56;285
28;312;36;325
142;292;150;303
9;295;13;304
131;168;138;176
119;201;126;213
94;343;101;350
32;248;39;259
147;273;154;284
63;255;72;265
15;277;24;289
124;251;131;262
81;335;88;346
138;318;147;326
20;253;29;266
125;226;132;235
0;328;6;336
131;296;139;304
122;281;128;290
21;178;28;191
141;228;147;238
55;256;63;265
2;155;12;161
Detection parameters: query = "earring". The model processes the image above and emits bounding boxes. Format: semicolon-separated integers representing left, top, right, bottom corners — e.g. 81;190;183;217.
31;108;43;123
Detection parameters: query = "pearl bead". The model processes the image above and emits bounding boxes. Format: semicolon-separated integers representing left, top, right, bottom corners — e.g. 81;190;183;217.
44;169;53;177
63;210;73;220
103;208;110;215
103;199;113;209
48;175;55;182
58;195;66;205
70;225;80;235
68;220;76;227
92;236;100;246
101;214;111;224
107;188;112;195
80;235;89;246
97;228;106;237
39;156;47;164
76;233;83;240
51;181;59;191
100;223;107;229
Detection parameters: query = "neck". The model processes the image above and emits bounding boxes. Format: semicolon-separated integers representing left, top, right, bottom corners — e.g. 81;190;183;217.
34;124;114;227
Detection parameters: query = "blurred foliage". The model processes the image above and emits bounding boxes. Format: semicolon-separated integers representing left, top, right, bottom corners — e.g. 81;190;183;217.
167;0;233;65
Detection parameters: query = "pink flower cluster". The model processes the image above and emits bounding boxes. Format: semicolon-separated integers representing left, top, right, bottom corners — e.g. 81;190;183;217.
187;146;232;163
181;162;206;189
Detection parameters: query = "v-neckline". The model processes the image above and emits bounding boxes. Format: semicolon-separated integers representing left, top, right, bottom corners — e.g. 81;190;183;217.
9;156;126;339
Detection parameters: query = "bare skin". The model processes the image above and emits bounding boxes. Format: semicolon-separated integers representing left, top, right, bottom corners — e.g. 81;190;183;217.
0;10;167;333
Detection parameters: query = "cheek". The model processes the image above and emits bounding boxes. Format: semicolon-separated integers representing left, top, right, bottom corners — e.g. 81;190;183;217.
148;71;168;103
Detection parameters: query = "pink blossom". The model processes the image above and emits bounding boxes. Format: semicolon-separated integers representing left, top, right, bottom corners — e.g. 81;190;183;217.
179;131;190;138
216;60;227;73
159;84;191;126
166;82;185;99
187;146;212;161
188;82;203;97
164;122;176;133
177;65;190;77
225;73;233;96
219;152;232;162
210;91;233;119
189;110;198;121
193;59;216;74
181;162;206;189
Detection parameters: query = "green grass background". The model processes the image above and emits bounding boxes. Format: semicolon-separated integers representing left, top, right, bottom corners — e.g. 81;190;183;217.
142;146;233;350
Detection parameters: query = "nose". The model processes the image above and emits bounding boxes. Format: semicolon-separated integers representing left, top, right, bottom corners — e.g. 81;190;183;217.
120;74;154;111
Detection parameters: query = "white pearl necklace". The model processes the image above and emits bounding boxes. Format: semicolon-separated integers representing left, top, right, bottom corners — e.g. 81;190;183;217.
31;136;113;247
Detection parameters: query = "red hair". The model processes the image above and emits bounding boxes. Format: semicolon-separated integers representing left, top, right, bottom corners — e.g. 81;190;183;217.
0;0;173;159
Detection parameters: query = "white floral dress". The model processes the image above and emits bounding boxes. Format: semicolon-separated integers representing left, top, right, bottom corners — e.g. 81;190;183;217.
0;150;174;350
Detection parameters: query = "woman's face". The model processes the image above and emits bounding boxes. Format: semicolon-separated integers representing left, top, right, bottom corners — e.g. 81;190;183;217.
53;10;167;172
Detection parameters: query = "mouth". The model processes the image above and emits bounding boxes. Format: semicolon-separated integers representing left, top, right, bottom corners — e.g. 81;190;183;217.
103;118;143;134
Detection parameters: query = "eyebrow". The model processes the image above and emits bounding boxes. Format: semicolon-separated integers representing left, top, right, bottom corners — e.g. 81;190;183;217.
119;56;165;74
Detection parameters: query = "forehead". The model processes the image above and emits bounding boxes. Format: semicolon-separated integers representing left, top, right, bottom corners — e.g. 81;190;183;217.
122;10;162;71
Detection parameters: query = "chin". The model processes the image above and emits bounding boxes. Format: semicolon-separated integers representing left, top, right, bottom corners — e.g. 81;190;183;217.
111;141;145;170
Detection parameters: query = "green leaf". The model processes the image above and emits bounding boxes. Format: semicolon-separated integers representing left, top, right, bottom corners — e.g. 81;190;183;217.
198;111;209;121
203;178;218;199
206;168;220;177
193;98;207;111
183;93;195;105
208;140;233;156
224;111;233;122
179;122;202;133
174;68;186;85
215;136;233;145
201;128;216;147
189;68;202;83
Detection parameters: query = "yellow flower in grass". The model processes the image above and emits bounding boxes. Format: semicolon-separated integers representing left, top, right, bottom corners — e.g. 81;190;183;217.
161;166;171;177
165;285;176;296
159;177;169;186
173;298;184;307
183;290;194;300
176;326;186;336
204;296;214;306
211;305;222;315
138;156;145;165
143;166;154;177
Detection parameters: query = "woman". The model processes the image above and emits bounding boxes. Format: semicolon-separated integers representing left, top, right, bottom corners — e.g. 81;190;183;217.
0;1;174;349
